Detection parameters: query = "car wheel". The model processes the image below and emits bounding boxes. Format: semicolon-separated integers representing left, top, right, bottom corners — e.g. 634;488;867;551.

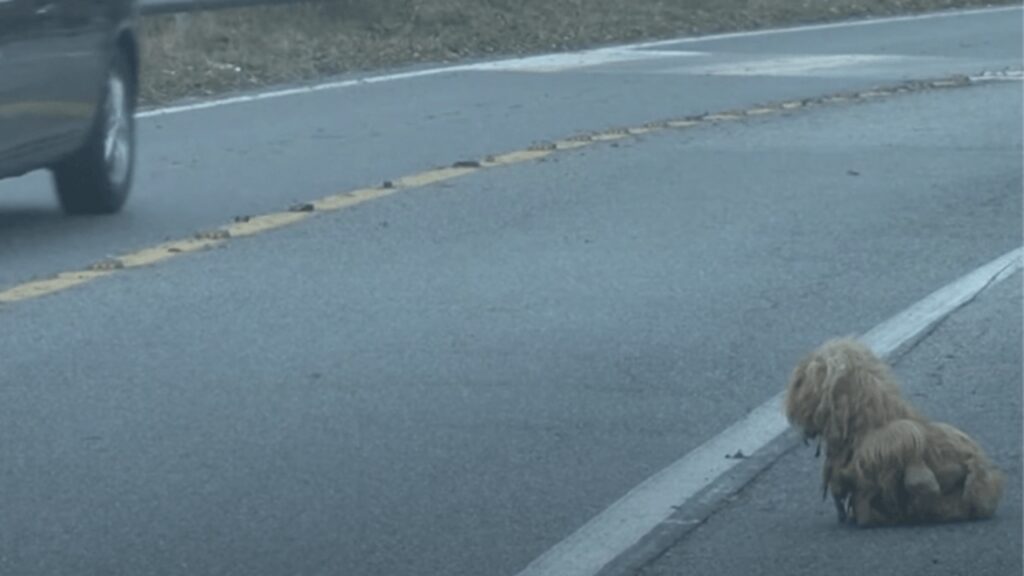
52;48;136;215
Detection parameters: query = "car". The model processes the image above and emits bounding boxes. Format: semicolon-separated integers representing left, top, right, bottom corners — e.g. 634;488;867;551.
0;0;140;214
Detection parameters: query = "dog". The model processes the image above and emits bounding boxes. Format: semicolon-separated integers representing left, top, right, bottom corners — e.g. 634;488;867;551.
784;337;1004;527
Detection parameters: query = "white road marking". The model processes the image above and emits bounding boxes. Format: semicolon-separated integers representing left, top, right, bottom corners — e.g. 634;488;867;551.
514;246;1023;576
463;48;705;73
685;53;921;77
860;249;1023;357
137;5;1021;119
141;48;703;119
139;66;480;118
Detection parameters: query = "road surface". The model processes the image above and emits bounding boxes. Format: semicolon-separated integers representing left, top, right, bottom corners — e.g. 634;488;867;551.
0;7;1020;576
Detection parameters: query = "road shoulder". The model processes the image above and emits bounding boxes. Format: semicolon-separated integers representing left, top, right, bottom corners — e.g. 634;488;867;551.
638;272;1023;576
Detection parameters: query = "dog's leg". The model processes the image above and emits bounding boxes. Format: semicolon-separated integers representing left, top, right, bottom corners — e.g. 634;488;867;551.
961;458;1005;520
821;457;833;502
825;456;857;524
832;493;849;523
904;462;940;496
851;490;901;528
851;491;876;527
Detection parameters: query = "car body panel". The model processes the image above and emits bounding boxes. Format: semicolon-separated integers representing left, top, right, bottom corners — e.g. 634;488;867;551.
0;0;136;180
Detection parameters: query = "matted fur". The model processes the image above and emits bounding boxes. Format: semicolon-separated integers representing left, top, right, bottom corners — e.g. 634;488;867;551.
784;337;1005;527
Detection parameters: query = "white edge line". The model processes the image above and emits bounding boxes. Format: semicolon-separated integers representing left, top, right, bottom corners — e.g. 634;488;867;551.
860;248;1023;354
138;65;479;118
515;246;1023;576
137;4;1022;119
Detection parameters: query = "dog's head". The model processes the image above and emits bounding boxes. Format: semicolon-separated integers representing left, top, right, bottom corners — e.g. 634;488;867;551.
785;350;832;442
785;337;874;443
785;337;910;448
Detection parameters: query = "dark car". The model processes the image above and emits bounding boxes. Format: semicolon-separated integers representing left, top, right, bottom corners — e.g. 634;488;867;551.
0;0;139;214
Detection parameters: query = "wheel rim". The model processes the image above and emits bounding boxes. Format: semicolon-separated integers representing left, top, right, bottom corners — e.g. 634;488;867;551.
103;72;131;187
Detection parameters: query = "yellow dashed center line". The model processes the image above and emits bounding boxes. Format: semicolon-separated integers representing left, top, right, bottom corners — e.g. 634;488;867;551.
312;189;390;212
224;212;313;238
0;270;113;304
487;149;555;165
666;119;701;128
120;238;229;268
589;132;631;142
393;166;480;188
0;73;978;306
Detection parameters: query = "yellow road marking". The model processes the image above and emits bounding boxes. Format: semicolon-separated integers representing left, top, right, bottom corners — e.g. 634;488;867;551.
589;132;630;142
0;74;980;306
486;150;554;165
313;188;396;211
553;140;591;150
225;212;312;237
118;238;228;269
0;270;113;303
394;166;480;188
704;113;744;121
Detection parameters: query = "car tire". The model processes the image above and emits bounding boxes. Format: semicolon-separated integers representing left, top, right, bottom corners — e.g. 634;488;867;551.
51;47;136;215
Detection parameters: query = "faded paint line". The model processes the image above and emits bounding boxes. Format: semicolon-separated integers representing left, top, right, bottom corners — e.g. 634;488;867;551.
688;53;917;77
464;47;705;73
0;73;989;306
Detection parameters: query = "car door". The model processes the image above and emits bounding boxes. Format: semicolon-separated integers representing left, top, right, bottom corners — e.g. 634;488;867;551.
0;0;38;172
35;0;106;143
0;0;102;174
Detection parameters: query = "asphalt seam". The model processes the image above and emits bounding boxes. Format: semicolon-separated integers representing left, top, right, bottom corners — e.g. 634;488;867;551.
0;71;1010;307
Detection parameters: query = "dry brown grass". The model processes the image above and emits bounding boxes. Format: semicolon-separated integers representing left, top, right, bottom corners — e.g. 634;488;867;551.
139;0;1015;105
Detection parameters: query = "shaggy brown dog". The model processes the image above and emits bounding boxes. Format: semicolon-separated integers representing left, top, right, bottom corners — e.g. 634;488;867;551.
785;337;1005;527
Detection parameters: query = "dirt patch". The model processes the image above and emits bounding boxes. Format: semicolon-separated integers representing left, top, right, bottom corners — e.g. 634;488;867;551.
139;0;1015;106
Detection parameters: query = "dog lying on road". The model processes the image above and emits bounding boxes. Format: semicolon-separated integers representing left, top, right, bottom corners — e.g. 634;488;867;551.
784;337;1004;527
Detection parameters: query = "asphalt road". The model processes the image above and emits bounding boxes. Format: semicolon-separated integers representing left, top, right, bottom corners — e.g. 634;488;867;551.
640;271;1023;576
0;6;1020;287
0;7;1021;576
